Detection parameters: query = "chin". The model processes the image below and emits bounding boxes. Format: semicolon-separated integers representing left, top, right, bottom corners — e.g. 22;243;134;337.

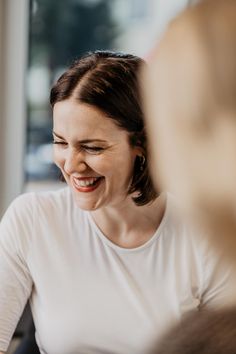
73;196;100;211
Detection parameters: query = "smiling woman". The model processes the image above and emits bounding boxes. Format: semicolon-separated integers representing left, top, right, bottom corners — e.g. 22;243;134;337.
50;51;157;207
0;51;235;354
52;101;143;210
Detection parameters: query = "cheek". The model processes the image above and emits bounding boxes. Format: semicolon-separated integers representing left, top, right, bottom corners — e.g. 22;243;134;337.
88;156;111;175
112;155;135;181
89;154;133;178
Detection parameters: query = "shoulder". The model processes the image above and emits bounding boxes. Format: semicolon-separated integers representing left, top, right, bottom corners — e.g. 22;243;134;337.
33;187;86;224
0;187;85;253
161;193;203;249
33;186;73;211
0;187;79;233
160;194;222;278
164;194;225;261
164;194;236;308
2;187;71;218
1;192;35;229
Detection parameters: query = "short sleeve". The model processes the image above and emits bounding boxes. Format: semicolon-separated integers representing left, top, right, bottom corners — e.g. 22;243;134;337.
199;238;236;309
0;194;34;352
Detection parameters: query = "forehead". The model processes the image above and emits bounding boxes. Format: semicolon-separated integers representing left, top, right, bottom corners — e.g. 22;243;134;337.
53;99;128;142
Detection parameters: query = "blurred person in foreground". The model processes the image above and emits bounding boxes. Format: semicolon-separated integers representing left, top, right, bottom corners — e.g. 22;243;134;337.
142;2;236;353
142;0;236;261
0;50;236;354
150;308;236;354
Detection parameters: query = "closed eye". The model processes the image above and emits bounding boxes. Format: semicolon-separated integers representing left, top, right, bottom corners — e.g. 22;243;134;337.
52;140;67;145
52;141;105;153
81;145;104;153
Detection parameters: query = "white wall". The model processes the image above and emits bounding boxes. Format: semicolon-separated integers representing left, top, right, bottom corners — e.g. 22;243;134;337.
0;0;29;217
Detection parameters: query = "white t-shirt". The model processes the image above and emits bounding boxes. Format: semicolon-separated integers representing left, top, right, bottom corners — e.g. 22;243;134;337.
0;187;235;354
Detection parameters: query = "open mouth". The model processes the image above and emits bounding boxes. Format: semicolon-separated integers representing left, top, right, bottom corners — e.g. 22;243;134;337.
72;176;103;192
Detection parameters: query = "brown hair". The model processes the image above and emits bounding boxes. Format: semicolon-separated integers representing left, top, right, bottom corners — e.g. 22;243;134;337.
50;50;157;205
150;308;236;354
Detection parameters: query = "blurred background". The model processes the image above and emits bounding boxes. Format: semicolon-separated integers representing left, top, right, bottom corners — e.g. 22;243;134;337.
0;0;194;352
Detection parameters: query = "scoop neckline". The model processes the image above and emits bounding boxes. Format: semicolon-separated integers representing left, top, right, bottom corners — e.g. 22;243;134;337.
85;194;170;253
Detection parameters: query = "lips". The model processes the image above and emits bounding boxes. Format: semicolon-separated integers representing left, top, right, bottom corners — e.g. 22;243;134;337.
72;176;103;192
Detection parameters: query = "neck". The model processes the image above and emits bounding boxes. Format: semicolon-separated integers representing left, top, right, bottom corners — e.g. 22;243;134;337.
90;193;166;248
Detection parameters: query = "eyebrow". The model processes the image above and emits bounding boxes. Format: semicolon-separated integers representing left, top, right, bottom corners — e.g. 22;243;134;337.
52;131;107;144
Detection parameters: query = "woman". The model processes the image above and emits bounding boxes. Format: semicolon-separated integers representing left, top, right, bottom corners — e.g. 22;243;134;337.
0;51;234;354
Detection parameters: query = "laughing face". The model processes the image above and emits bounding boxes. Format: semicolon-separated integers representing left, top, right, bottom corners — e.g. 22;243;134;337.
53;99;142;210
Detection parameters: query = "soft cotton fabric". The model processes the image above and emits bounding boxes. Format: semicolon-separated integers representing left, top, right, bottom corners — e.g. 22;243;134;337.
0;188;235;354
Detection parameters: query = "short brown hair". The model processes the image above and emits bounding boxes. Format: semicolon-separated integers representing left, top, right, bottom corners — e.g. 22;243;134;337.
50;50;157;205
151;309;236;354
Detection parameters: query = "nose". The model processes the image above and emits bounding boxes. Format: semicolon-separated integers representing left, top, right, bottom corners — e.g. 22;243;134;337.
64;148;87;175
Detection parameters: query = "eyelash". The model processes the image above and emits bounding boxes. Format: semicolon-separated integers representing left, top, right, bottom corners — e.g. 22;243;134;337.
52;141;104;153
83;146;104;152
53;141;66;145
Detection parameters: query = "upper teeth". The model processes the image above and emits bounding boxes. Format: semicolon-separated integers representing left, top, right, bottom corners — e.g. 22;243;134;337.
73;177;99;187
